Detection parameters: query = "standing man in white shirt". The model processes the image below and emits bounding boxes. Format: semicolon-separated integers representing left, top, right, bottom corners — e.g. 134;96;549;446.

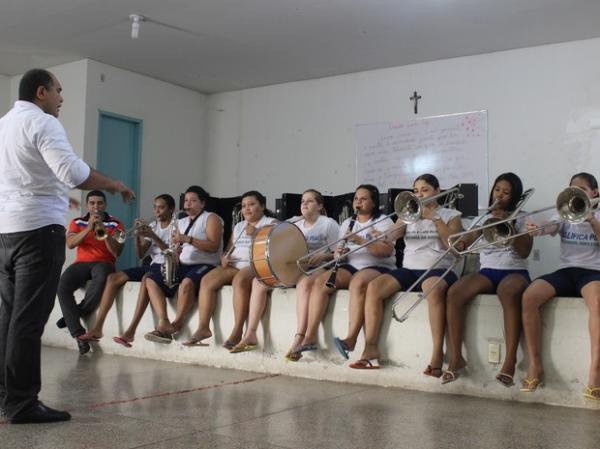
0;69;135;424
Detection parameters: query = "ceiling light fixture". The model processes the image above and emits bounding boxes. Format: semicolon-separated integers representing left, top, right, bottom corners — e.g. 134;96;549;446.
129;14;145;39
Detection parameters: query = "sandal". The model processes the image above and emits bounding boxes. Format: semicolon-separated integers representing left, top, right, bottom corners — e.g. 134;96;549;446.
285;349;302;362
77;333;100;342
441;367;465;385
583;386;600;401
112;336;133;348
229;343;258;354
496;372;515;387
144;329;172;344
182;335;210;347
423;365;443;378
333;337;351;360
222;339;239;350
349;358;380;370
520;378;543;392
296;343;318;353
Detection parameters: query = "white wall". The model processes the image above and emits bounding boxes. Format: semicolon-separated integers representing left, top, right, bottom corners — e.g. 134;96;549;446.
84;60;208;220
205;37;600;278
0;74;10;114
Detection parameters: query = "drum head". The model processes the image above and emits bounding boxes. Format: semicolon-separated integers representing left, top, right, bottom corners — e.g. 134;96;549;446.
266;222;308;287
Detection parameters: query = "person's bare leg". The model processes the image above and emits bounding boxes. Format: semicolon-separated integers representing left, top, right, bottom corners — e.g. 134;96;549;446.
290;274;316;350
120;276;151;342
236;278;271;347
84;272;130;338
145;278;172;334
582;281;600;390
171;278;197;333
225;267;255;345
422;276;450;372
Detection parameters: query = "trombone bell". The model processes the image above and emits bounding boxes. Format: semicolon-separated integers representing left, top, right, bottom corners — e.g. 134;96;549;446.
481;217;515;247
556;186;590;224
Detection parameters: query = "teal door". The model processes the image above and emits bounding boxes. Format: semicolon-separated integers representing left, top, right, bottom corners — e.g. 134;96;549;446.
97;112;142;271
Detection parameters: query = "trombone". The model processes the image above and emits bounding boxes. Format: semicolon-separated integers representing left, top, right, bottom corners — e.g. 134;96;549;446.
113;218;155;244
448;186;597;254
391;199;500;323
296;187;464;276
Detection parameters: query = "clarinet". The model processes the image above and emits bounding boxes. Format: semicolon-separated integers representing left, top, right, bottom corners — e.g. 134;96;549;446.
326;212;357;289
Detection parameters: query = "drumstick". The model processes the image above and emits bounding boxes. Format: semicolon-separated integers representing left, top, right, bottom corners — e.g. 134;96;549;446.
223;225;247;259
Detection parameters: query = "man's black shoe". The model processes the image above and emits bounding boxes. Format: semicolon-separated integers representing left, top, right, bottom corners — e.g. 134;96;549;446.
77;339;90;355
10;402;71;424
56;317;66;329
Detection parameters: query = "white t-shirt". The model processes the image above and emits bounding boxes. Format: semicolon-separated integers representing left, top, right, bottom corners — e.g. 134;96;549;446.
144;220;172;265
403;208;462;270
339;215;397;270
230;216;277;269
178;211;223;266
554;209;600;270
294;215;340;251
0;101;90;232
479;213;529;270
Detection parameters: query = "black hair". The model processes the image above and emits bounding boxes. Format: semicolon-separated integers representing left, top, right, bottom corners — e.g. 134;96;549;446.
19;69;54;102
241;190;276;218
414;173;440;190
155;193;176;211
86;190;106;202
185;185;210;203
570;172;599;197
355;184;382;219
489;172;523;212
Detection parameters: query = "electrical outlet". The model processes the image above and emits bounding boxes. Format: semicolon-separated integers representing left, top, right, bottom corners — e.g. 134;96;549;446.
488;343;501;364
533;249;540;261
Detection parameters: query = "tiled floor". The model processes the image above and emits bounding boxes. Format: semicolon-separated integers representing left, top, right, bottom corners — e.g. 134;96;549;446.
1;346;599;449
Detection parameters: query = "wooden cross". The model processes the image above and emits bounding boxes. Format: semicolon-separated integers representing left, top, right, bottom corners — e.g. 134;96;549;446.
410;91;421;114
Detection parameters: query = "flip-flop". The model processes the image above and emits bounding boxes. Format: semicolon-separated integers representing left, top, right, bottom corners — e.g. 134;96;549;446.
77;333;100;342
441;368;465;385
182;335;210;347
333;337;351;360
229;343;258;354
222;340;238;350
423;365;443;378
285;349;303;362
112;336;133;348
583;386;600;401
349;358;380;370
496;372;515;387
144;329;173;344
520;378;543;392
296;343;318;353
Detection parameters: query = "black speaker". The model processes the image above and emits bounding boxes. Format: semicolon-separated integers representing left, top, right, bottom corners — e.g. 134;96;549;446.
454;183;478;217
276;193;302;220
214;196;242;246
325;192;355;224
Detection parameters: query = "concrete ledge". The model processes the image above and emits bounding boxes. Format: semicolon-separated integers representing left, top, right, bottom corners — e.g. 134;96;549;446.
42;284;599;410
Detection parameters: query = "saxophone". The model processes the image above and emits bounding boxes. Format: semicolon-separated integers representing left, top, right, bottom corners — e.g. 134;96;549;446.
161;212;179;288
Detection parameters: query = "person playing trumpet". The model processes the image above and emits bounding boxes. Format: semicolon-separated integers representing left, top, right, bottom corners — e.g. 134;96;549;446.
77;194;176;347
183;191;276;348
521;172;600;399
347;175;462;370
56;190;125;354
294;184;396;358
444;172;532;385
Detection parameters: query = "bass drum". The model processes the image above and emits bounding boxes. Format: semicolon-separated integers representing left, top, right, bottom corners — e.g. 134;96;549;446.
251;222;308;288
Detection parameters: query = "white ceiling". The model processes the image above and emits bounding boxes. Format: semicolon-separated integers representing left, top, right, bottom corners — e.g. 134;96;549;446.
2;0;600;94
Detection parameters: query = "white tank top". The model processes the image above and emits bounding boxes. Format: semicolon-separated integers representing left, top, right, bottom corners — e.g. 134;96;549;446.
178;211;223;266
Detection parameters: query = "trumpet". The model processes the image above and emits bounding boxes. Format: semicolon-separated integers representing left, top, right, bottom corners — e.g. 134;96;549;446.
297;186;464;276
113;218;154;244
92;216;107;240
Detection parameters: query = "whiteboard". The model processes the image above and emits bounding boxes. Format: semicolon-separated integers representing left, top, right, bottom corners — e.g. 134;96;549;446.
355;111;488;207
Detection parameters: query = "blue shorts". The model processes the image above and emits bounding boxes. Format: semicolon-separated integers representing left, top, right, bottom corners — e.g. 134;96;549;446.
336;264;391;276
479;268;530;291
387;268;457;291
147;263;215;297
538;267;600;297
122;263;161;282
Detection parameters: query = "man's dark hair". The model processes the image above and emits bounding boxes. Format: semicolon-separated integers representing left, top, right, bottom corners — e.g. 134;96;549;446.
19;69;54;102
86;190;106;202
